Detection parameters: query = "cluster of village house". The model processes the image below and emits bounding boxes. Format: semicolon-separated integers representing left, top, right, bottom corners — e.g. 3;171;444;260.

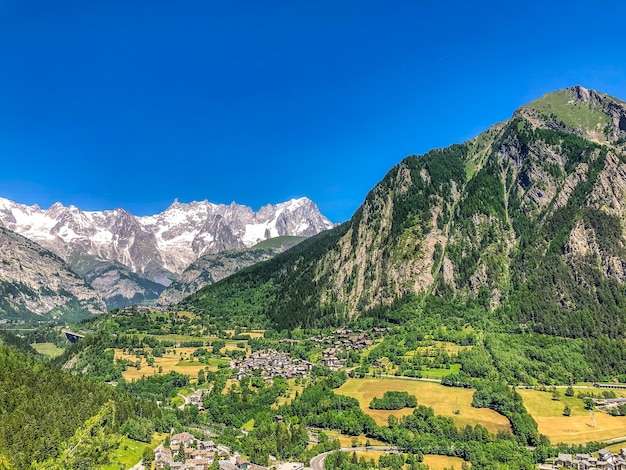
233;328;384;378
233;349;313;380
309;328;380;370
156;432;304;470
539;449;626;469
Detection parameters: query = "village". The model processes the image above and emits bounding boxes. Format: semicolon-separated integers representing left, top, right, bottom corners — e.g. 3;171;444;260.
155;432;304;470
232;328;382;379
539;449;626;469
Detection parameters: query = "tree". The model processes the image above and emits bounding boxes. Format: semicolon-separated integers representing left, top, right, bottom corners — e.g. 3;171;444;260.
198;369;206;385
142;446;155;464
563;405;571;416
565;386;574;397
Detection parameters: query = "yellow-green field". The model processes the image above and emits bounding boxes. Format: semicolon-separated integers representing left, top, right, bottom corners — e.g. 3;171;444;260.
113;347;217;381
336;378;510;434
337;451;469;469
322;430;387;448
103;432;166;470
520;389;626;444
410;341;472;356
31;342;64;358
223;329;265;339
423;454;470;469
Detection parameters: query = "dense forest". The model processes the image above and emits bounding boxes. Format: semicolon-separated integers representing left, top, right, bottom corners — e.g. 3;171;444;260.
0;331;160;469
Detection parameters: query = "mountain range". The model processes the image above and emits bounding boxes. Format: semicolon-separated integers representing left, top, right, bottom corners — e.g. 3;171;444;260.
180;86;626;337
0;197;334;316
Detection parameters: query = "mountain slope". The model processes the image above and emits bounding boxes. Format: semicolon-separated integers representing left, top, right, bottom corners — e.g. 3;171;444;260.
0;196;334;309
0;226;106;323
159;236;305;305
181;86;626;335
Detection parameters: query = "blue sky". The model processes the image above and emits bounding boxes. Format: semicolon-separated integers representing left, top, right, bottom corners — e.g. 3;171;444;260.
1;1;626;223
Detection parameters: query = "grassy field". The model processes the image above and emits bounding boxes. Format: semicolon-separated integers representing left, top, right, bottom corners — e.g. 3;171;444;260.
31;342;64;358
223;329;265;339
103;432;166;470
423;454;469;469
526;89;608;131
419;364;461;380
322;430;386;448
520;389;626;444
113;347;218;381
336;378;510;434
339;451;469;469
136;333;214;343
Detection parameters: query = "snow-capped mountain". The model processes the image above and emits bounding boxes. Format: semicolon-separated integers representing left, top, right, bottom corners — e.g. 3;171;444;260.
0;196;335;308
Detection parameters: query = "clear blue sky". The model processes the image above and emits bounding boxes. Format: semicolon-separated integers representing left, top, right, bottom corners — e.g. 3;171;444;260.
1;1;625;223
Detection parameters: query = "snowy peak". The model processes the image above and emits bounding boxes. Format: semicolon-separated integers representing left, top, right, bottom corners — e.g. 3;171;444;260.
0;195;335;308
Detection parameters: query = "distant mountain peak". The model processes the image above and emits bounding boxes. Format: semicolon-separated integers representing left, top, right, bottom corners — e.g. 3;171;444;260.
0;195;334;310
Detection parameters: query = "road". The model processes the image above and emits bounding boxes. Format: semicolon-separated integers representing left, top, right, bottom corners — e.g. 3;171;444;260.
310;446;397;470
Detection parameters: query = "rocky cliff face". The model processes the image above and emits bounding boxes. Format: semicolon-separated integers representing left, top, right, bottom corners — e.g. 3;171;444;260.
182;86;626;336
0;197;334;309
0;226;106;323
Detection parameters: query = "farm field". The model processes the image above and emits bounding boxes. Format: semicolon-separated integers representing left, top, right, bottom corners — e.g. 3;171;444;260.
519;389;626;444
322;430;386;448
336;378;510;434
223;329;265;339
423;454;470;469
103;432;166;470
339;451;469;469
31;342;64;358
113;347;221;381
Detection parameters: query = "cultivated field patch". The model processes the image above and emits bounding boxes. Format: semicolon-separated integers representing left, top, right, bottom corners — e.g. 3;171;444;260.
113;347;216;381
31;342;64;358
423;454;470;469
520;389;626;444
336;378;510;434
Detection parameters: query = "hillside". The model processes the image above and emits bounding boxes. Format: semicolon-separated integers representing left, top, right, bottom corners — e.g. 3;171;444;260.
0;331;161;469
0;226;106;323
159;236;306;305
181;86;626;336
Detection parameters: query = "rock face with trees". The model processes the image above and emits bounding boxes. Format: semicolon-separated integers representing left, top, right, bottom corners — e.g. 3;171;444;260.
182;86;626;339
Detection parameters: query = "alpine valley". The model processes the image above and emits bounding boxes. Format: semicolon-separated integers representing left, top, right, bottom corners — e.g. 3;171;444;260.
0;196;334;318
6;86;626;470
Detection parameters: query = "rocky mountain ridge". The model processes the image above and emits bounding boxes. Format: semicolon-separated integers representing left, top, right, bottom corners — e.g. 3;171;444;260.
159;236;306;305
181;86;626;337
0;226;106;322
0;196;334;310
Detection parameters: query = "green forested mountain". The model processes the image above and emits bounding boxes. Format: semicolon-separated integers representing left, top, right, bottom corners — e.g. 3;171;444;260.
181;86;626;336
0;331;160;469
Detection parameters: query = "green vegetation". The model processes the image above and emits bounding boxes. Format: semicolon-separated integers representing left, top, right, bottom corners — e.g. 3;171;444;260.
369;391;418;410
526;88;608;131
31;342;65;358
0;333;160;469
251;235;307;250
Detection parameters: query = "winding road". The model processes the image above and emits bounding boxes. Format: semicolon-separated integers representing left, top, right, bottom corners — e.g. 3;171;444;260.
310;446;397;470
